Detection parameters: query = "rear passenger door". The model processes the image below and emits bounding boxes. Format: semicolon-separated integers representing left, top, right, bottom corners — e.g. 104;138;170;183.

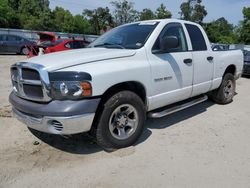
0;35;8;52
185;24;214;97
7;35;22;53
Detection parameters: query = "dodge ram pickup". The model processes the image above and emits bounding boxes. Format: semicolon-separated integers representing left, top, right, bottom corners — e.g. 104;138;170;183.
9;19;243;149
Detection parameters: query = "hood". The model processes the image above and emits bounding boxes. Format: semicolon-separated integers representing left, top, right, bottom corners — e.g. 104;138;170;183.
24;48;136;71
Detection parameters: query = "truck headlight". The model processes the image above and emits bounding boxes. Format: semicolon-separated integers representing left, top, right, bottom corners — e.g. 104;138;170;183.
49;71;92;100
51;81;92;100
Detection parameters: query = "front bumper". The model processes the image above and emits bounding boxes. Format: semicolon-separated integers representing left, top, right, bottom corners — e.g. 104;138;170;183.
9;92;100;135
12;108;95;135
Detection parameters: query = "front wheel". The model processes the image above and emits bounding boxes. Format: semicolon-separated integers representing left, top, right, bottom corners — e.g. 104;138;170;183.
94;91;146;149
210;73;236;104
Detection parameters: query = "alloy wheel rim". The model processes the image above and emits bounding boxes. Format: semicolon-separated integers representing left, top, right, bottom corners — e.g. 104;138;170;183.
224;80;234;99
109;104;139;140
22;48;29;55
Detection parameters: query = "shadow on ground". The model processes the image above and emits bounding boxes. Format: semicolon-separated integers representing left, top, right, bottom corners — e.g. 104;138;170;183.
242;75;250;79
29;100;215;154
29;129;103;154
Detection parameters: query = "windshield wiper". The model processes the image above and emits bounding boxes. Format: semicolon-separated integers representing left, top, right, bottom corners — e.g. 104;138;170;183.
93;42;125;49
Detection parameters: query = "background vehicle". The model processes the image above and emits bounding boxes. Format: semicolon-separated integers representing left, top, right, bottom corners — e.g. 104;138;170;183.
44;39;86;52
243;50;250;75
84;35;99;44
0;34;35;55
9;19;243;150
29;35;86;57
212;44;230;51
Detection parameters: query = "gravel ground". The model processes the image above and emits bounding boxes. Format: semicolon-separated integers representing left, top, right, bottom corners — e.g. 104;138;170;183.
0;55;250;188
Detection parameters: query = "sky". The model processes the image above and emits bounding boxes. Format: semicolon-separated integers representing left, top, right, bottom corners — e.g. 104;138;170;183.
49;0;250;25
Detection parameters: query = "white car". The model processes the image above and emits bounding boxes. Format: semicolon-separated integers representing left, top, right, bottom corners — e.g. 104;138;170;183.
9;19;243;149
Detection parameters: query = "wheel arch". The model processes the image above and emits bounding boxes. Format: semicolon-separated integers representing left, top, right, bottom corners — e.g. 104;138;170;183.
20;45;30;54
92;81;147;130
100;81;147;106
223;64;236;77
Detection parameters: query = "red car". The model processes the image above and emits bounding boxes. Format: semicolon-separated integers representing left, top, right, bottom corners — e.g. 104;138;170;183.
43;39;86;53
28;32;86;57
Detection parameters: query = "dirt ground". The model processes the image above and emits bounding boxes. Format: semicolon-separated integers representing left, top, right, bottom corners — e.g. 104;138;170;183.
0;55;250;188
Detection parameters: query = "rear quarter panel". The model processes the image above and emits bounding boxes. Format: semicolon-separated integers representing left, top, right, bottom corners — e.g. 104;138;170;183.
211;50;243;89
212;50;243;78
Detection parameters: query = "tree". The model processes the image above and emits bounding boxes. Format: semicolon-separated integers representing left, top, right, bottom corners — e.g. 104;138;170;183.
52;7;75;32
140;8;155;21
17;0;53;30
239;7;250;44
83;7;113;34
7;0;20;11
180;0;207;24
111;0;139;25
0;0;20;28
71;15;91;34
155;4;172;19
204;17;238;44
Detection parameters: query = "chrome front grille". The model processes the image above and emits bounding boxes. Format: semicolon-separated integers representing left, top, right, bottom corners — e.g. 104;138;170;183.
11;62;51;102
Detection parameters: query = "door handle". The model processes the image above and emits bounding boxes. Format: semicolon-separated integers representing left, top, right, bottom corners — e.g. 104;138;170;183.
183;58;192;64
207;56;214;61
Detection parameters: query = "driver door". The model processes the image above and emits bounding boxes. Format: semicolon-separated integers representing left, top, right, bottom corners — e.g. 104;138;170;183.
147;22;193;110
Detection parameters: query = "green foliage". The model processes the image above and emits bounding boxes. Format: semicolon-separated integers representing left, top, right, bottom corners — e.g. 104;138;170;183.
0;0;249;44
239;7;250;44
111;0;139;25
0;0;20;28
52;7;75;32
83;7;113;34
71;15;91;34
140;9;155;21
155;4;172;19
204;17;238;44
180;0;207;24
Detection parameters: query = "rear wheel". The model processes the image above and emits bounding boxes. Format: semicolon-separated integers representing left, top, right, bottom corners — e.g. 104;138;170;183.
94;91;146;149
20;47;29;55
210;73;236;104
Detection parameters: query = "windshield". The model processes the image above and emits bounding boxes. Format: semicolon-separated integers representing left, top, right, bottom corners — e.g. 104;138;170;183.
89;22;159;49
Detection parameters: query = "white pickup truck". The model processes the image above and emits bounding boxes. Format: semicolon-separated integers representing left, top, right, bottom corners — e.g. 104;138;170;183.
9;19;243;149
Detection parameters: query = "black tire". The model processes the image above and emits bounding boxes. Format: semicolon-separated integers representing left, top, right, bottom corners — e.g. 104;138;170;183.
94;91;146;150
210;73;236;104
20;47;29;55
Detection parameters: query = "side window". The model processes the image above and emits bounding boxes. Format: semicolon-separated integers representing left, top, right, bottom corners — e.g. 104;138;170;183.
0;35;8;41
73;41;84;49
153;23;188;53
8;35;18;41
15;36;23;41
185;24;207;51
65;42;74;49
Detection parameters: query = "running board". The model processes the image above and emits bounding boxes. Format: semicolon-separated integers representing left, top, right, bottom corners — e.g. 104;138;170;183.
148;95;208;119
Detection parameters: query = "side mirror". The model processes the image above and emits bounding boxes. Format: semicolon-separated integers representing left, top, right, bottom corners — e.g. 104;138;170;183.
160;36;179;52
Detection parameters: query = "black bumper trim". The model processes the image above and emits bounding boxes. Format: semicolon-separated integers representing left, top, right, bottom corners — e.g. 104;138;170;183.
9;92;100;117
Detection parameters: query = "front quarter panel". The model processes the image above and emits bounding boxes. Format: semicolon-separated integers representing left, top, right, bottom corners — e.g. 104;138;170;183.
55;49;152;99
